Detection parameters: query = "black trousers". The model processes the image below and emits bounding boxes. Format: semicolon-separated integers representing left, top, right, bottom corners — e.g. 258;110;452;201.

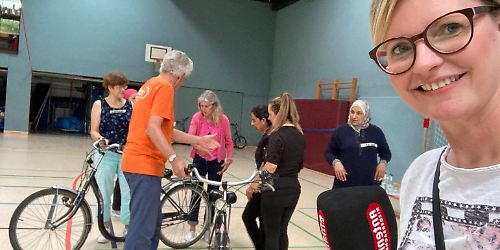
242;192;264;250
112;179;121;211
188;155;223;224
260;189;300;250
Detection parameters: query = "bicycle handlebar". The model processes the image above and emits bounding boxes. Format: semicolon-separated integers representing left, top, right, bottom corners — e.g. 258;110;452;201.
92;138;123;154
187;164;275;191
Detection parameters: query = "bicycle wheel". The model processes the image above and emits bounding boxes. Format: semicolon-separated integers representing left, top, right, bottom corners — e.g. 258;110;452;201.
160;183;211;249
211;212;230;250
9;188;92;250
234;136;247;149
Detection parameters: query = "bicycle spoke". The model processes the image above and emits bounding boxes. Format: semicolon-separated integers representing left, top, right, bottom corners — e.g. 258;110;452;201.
10;189;92;250
160;184;211;248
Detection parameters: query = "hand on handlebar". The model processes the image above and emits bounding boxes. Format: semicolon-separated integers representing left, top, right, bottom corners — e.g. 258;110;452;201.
246;186;256;201
98;137;109;149
93;138;122;153
258;170;276;192
171;157;187;178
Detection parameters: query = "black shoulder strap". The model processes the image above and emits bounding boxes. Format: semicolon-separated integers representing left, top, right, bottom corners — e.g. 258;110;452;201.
432;149;447;250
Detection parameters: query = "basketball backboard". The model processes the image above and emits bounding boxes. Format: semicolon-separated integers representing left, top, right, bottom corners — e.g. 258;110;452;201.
145;44;171;62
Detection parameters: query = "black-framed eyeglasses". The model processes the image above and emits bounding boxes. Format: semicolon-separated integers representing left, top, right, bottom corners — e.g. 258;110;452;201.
369;6;499;75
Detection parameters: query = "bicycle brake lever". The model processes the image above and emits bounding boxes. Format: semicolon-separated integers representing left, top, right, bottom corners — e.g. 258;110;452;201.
263;183;275;192
184;163;195;175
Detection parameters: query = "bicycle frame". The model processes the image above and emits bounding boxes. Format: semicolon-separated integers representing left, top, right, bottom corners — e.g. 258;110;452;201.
45;149;102;228
44;142;125;242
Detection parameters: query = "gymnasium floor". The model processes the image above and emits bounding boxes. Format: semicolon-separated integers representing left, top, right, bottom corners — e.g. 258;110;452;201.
0;133;335;249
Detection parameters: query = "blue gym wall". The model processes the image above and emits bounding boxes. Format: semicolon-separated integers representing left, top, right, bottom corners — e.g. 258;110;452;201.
269;0;423;181
0;0;424;181
0;0;275;145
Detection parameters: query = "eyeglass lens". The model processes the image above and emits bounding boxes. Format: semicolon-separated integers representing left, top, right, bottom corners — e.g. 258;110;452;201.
374;11;472;74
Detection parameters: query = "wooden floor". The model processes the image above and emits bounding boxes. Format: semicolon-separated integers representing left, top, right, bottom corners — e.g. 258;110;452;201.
0;133;399;249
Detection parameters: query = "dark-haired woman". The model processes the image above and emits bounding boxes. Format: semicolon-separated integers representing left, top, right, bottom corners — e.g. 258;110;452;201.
242;105;272;250
250;93;305;250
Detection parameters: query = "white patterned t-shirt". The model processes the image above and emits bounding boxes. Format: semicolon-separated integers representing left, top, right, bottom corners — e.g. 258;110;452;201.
398;146;500;250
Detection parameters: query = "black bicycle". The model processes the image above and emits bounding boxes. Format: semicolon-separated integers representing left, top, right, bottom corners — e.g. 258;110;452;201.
175;117;190;132
160;168;212;248
231;123;247;149
8;139;127;250
8;139;213;250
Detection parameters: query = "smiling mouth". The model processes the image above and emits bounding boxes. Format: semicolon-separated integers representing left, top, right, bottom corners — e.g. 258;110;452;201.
418;73;465;91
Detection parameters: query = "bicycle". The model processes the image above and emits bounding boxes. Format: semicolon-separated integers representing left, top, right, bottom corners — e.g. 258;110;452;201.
186;164;275;250
160;168;212;249
175;117;190;132
8;139;127;250
231;122;247;149
8;139;213;250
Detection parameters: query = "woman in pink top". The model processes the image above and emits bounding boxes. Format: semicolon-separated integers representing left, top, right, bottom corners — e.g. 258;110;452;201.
186;90;234;241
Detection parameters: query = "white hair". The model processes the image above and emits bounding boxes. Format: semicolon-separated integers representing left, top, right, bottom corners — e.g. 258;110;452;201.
160;49;194;77
198;90;224;124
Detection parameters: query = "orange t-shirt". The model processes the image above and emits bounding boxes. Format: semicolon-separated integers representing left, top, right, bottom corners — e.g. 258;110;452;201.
121;76;175;177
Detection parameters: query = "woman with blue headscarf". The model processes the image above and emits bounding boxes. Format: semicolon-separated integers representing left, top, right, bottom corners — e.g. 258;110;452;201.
324;100;392;189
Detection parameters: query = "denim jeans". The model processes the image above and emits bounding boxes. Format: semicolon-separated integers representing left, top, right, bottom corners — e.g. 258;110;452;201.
123;173;162;250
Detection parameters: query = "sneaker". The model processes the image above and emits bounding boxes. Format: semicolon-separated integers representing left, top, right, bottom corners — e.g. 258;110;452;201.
97;225;111;244
185;231;196;241
203;230;210;243
111;209;120;217
97;232;109;244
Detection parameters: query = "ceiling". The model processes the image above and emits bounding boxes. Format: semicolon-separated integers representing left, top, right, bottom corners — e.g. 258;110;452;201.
253;0;301;11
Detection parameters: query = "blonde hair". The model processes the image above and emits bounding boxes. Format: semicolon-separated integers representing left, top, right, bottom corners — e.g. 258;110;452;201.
197;90;224;124
268;92;303;134
369;0;500;46
369;0;399;46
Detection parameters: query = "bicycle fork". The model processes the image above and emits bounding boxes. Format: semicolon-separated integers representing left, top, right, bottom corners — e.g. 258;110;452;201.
212;210;229;249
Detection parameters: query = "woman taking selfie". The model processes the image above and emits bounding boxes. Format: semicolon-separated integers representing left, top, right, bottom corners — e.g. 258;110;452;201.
369;0;499;248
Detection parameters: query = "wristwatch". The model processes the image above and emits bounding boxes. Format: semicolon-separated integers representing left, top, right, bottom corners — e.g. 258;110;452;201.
168;154;177;163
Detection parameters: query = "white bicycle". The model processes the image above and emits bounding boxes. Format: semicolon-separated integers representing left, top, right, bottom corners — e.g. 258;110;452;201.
186;164;275;250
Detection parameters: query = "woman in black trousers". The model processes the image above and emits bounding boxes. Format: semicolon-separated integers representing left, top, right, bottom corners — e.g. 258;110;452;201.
243;105;271;250
249;93;305;250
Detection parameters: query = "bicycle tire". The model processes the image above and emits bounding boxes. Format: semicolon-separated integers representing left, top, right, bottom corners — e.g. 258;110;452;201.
9;188;92;250
234;136;247;149
160;183;212;249
211;212;230;250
